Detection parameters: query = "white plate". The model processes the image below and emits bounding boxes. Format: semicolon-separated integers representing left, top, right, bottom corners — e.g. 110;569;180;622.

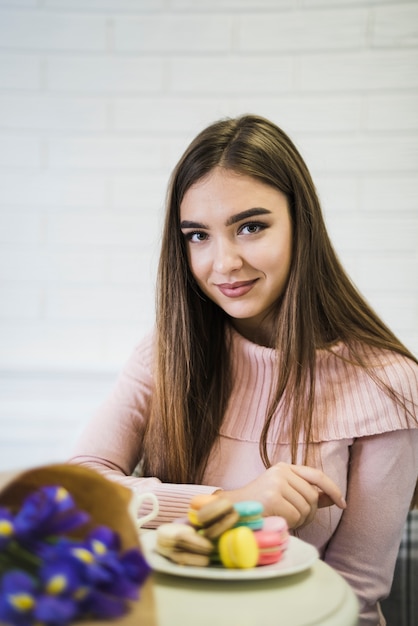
140;532;319;581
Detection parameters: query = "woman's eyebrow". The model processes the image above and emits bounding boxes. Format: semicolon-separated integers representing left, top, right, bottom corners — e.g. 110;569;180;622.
180;208;271;230
180;219;208;229
225;207;271;226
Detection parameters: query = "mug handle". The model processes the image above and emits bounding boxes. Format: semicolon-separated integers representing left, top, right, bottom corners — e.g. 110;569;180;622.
132;491;159;530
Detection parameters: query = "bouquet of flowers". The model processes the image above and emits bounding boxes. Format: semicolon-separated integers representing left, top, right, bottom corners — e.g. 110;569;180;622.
0;464;151;626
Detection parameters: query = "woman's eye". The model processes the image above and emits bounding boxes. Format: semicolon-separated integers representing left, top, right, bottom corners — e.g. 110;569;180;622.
185;231;208;243
239;222;266;235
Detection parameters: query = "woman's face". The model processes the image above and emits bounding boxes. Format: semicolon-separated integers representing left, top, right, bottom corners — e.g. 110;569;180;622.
180;167;293;345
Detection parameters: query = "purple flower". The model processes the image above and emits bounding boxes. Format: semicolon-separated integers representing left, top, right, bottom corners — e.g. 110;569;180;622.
68;526;128;589
68;526;151;612
0;568;80;626
14;486;89;544
0;570;37;626
120;548;151;590
0;508;15;550
34;595;77;624
0;485;151;624
35;535;78;563
107;549;151;601
79;588;128;619
40;558;83;597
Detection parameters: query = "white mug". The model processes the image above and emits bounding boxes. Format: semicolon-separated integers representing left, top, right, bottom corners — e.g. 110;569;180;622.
131;490;159;530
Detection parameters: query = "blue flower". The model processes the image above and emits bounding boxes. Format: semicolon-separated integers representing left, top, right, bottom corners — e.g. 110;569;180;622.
68;526;151;612
14;486;89;544
34;595;77;625
67;527;128;592
0;570;37;626
0;483;151;624
40;558;82;597
0;567;81;626
0;508;15;550
120;548;151;590
79;588;128;619
107;548;151;601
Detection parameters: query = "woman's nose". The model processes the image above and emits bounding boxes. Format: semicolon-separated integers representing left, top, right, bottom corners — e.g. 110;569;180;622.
212;239;243;274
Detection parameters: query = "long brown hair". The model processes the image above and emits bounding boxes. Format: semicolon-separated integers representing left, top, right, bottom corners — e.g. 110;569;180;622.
142;114;417;503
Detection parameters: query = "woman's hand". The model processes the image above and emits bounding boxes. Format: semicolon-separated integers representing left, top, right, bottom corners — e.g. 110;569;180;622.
216;462;346;529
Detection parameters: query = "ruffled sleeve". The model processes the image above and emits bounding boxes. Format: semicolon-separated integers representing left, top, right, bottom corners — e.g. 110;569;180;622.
313;344;418;442
225;328;418;444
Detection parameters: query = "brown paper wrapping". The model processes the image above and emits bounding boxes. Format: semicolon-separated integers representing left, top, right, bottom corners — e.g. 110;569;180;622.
0;464;157;626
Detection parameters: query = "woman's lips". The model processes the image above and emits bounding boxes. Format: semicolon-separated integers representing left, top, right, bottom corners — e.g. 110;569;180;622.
216;279;258;298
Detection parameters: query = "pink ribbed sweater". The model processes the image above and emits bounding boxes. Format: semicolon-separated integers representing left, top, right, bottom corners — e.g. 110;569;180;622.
70;327;418;626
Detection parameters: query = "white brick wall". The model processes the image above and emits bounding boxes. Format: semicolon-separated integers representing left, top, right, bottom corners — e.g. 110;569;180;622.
0;1;417;470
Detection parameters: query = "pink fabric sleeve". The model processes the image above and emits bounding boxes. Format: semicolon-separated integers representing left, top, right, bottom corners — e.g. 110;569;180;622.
68;335;220;526
324;428;418;626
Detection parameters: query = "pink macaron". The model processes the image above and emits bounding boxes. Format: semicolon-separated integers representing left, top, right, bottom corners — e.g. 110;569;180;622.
262;515;289;544
254;516;289;565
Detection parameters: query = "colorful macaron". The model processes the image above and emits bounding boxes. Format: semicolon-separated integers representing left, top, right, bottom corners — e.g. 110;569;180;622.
253;530;286;565
261;516;289;548
187;494;220;527
233;500;264;531
155;522;214;567
157;506;290;571
253;516;289;565
218;526;259;569
195;497;240;540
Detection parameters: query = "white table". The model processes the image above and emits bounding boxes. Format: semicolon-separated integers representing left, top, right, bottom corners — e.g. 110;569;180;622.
149;556;359;626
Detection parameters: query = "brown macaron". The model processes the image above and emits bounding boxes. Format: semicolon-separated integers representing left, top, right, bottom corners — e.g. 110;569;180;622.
156;523;214;567
188;494;221;527
196;498;240;540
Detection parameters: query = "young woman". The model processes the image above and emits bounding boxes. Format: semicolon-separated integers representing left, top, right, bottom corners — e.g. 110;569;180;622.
70;114;418;625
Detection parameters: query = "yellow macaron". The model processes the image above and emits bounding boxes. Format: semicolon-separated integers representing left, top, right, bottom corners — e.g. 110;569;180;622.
218;526;259;569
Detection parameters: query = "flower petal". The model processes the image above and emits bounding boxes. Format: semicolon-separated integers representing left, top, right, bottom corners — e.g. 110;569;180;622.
121;549;151;586
88;525;120;551
35;595;78;625
40;559;83;596
14;486;89;541
82;589;127;619
0;571;37;626
0;508;15;549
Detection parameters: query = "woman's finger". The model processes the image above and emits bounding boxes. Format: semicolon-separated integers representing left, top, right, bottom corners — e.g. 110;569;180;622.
289;465;346;509
271;464;319;527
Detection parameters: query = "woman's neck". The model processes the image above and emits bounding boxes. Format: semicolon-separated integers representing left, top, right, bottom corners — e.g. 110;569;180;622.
230;317;276;348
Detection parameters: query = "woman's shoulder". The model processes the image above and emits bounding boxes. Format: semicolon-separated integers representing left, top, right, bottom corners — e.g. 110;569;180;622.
130;328;156;361
117;328;157;383
320;341;418;389
314;342;418;441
